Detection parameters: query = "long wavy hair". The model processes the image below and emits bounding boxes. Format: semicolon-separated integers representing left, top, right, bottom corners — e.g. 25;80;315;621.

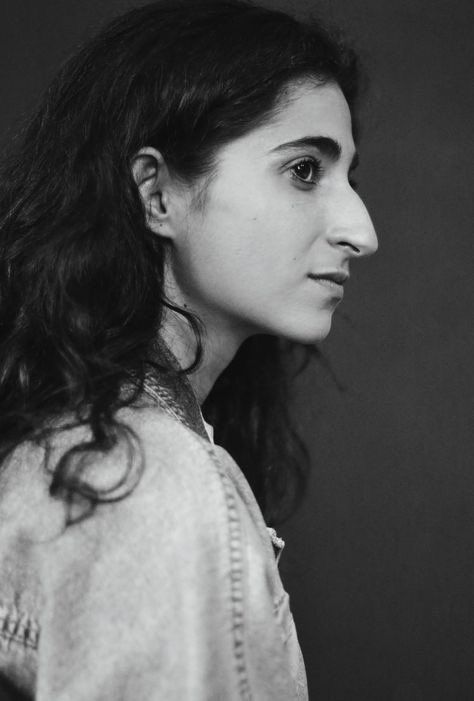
0;0;359;526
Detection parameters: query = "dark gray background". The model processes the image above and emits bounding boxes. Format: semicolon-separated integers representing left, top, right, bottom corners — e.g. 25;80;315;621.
1;1;473;699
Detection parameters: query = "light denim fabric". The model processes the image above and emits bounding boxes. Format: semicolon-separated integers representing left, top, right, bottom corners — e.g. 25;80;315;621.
0;353;308;700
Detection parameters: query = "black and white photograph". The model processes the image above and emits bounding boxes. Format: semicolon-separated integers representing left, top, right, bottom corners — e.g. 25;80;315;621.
0;0;472;698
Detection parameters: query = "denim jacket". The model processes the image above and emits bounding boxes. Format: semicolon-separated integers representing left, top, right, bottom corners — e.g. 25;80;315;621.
0;347;308;700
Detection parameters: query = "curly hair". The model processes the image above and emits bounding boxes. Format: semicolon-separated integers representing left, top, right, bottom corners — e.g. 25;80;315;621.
0;0;360;526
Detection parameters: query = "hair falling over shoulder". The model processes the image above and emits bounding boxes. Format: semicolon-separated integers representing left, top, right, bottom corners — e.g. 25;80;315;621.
0;0;360;526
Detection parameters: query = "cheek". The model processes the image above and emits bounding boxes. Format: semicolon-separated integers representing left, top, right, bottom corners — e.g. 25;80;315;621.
208;215;302;287
186;218;274;297
175;182;321;309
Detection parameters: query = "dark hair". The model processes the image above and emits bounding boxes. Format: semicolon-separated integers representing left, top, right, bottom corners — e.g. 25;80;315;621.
0;0;359;526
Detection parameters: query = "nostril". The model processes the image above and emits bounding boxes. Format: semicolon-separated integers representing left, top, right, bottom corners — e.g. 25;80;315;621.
338;240;361;255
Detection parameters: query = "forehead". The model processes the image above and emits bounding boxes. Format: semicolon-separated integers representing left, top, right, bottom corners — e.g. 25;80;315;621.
222;81;355;159
278;80;352;132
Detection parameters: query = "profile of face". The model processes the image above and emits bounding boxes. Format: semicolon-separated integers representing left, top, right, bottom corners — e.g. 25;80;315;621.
136;80;378;347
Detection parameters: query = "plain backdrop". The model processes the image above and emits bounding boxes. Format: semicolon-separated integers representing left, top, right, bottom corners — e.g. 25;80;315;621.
1;0;473;699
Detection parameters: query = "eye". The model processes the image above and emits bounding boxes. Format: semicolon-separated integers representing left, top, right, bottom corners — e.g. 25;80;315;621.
289;158;322;185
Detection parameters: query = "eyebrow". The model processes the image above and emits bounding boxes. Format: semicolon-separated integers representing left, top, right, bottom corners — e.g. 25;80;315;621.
270;136;359;170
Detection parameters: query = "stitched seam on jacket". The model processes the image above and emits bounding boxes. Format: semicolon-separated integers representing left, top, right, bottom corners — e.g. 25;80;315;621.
141;382;187;426
201;443;253;701
141;372;210;439
141;373;252;696
0;602;39;650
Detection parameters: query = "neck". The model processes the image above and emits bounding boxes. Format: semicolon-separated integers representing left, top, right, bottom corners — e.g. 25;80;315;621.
159;307;246;405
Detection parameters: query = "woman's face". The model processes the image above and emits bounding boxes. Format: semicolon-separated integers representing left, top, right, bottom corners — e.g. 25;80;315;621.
166;80;378;345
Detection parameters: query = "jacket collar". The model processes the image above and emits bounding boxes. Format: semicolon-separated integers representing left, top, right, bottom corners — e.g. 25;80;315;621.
142;338;210;443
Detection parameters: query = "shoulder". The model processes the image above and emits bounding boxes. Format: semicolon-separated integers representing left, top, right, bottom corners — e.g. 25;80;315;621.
0;406;301;699
0;404;242;580
0;406;238;639
87;405;233;550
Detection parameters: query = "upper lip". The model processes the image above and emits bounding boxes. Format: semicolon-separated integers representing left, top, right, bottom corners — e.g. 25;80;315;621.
309;270;350;285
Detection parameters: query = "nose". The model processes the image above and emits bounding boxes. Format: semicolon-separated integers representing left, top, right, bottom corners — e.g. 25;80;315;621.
326;188;378;258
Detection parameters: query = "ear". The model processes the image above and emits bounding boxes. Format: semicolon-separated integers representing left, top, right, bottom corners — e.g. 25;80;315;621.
131;147;174;237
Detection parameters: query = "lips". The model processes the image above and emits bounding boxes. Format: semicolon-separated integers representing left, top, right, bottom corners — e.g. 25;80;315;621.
308;270;349;285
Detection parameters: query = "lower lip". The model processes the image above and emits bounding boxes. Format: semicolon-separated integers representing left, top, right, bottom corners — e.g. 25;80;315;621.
310;277;344;298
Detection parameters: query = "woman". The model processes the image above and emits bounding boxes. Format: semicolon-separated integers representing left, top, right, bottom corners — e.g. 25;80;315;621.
0;0;378;698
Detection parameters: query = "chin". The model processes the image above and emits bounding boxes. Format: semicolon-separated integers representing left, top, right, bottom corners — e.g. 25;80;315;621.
277;314;334;345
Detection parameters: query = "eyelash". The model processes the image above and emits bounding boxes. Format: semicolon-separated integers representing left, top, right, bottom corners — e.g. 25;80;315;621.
289;157;359;191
